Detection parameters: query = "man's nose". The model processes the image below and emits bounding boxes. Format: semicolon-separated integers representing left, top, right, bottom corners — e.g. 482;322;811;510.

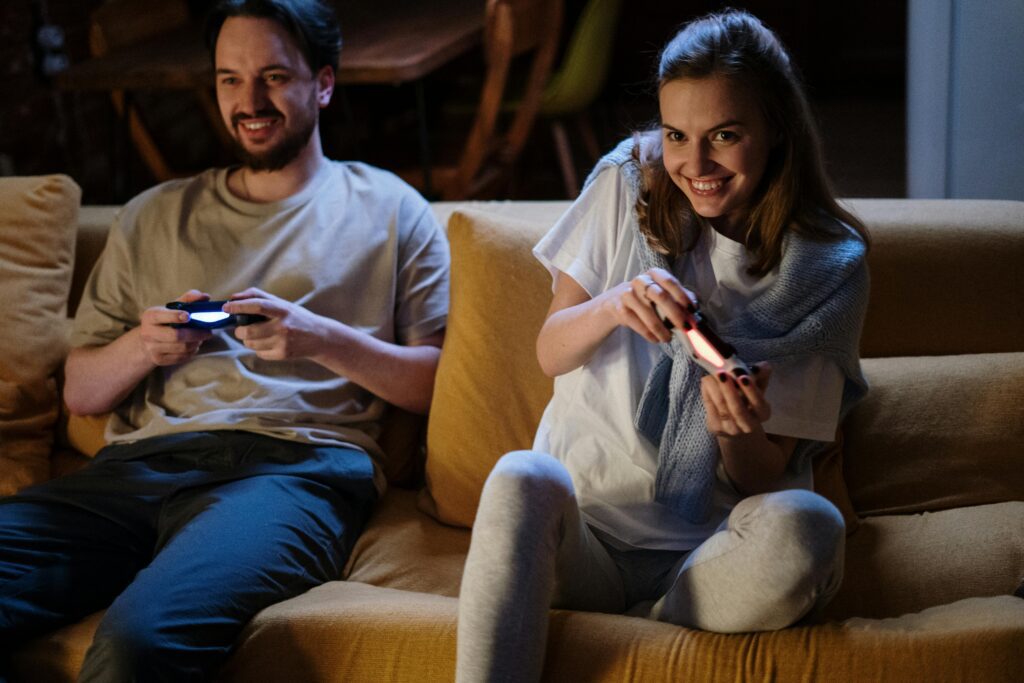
240;80;270;114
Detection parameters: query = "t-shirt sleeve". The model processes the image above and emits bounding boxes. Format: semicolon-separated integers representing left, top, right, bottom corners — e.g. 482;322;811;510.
533;167;636;296
69;208;141;349
762;354;844;442
394;199;450;344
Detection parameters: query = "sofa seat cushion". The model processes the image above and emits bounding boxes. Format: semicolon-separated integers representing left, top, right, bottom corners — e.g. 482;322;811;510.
845;353;1024;516
0;175;80;496
827;501;1024;620
15;589;1024;682
344;488;470;596
219;586;1024;682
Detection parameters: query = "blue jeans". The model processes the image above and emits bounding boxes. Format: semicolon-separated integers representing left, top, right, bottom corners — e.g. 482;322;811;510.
0;431;377;682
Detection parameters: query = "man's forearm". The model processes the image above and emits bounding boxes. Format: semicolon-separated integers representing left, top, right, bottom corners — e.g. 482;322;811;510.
311;321;443;415
64;329;154;415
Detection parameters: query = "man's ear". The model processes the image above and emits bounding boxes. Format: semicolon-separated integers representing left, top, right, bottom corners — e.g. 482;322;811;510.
316;65;335;108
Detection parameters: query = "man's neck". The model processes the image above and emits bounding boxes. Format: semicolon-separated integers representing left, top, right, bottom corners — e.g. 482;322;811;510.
232;140;328;203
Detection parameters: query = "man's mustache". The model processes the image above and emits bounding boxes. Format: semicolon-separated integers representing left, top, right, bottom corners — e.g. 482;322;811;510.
232;110;283;127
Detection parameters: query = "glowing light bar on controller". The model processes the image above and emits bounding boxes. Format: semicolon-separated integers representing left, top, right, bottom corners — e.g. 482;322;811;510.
685;328;725;368
191;312;230;324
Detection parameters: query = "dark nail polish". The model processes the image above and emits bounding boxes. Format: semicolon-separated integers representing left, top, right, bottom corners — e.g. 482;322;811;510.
683;321;693;331
740;376;750;386
718;373;727;383
751;365;761;374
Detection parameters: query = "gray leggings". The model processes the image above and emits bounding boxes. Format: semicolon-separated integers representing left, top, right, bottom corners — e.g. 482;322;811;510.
456;450;845;683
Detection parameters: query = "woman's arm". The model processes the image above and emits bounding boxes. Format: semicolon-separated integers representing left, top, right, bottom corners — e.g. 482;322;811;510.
699;364;797;494
536;268;696;378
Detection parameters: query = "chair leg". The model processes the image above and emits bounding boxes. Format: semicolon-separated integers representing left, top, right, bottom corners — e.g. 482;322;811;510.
550;120;578;198
578;112;601;164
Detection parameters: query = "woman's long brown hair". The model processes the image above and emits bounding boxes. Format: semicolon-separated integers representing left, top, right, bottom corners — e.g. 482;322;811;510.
634;10;869;276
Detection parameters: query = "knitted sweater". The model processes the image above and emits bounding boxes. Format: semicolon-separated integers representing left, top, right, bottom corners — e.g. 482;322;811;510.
585;138;869;524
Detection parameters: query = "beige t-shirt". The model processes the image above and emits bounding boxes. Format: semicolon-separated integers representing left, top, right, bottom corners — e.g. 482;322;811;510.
71;161;449;486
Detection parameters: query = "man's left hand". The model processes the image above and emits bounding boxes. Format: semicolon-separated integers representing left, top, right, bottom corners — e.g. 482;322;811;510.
224;287;330;361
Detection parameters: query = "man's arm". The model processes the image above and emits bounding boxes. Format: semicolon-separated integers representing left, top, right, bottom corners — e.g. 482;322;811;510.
225;288;444;415
64;291;212;415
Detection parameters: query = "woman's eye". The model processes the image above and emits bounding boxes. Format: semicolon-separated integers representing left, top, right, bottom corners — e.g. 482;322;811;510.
665;131;685;143
713;130;739;143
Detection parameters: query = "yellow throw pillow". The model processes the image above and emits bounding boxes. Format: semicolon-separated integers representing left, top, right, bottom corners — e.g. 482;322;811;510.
0;175;80;495
422;208;555;527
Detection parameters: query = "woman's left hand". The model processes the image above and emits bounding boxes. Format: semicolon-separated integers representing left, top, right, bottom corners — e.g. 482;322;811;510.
700;362;773;436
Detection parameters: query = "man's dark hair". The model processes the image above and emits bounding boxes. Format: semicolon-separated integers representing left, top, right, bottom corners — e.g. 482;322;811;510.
205;0;342;73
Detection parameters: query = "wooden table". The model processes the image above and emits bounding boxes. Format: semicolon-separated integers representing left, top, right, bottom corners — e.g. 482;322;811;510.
56;0;485;197
57;0;484;90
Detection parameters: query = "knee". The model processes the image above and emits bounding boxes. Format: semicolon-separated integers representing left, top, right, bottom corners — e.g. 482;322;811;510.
768;490;844;576
481;450;574;510
82;604;190;683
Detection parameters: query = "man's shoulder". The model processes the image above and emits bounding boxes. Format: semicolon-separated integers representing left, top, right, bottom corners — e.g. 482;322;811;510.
121;170;219;220
327;160;427;204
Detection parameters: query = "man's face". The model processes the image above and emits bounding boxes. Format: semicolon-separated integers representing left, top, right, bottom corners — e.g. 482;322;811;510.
214;16;334;171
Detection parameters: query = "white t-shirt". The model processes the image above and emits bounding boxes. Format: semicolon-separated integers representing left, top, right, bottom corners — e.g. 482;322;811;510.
72;161;450;491
532;168;843;551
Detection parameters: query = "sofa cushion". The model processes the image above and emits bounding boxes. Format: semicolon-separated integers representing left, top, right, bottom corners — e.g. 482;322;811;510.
826;501;1024;620
219;586;1024;682
15;585;1024;682
0;175;80;496
847;199;1024;357
423;208;555;527
844;353;1024;516
344;488;469;597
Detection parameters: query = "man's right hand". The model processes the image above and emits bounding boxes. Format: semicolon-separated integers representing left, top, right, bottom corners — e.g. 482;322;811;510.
138;290;213;366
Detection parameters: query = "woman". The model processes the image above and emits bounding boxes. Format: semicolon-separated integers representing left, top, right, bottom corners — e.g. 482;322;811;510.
457;9;870;682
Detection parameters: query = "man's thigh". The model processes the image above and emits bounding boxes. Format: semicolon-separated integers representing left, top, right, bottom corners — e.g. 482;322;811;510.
84;458;376;677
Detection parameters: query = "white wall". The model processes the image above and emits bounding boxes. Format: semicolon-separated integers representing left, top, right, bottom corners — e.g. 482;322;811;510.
907;0;1024;200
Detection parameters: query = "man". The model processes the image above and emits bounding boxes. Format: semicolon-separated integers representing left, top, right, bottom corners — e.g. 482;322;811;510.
0;0;449;679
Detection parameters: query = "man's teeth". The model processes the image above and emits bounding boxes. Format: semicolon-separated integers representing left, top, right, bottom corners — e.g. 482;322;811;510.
242;121;273;130
692;179;723;191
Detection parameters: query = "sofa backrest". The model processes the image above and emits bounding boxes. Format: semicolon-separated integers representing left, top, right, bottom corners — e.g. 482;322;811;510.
420;199;1024;528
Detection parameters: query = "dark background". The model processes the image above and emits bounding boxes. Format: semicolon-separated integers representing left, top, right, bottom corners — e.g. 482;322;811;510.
1;0;906;204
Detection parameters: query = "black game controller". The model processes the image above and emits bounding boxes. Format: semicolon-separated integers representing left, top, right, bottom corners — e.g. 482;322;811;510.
653;300;752;379
167;300;268;330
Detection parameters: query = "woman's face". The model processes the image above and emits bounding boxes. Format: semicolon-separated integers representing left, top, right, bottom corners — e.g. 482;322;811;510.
659;75;774;240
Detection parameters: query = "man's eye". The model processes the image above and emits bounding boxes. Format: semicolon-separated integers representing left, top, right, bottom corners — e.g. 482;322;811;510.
713;130;739;143
220;77;238;86
266;74;287;83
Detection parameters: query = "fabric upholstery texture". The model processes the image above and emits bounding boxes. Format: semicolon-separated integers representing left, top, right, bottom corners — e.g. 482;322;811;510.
844;353;1024;516
848;199;1024;357
826;501;1024;620
0;175;79;496
423;209;554;528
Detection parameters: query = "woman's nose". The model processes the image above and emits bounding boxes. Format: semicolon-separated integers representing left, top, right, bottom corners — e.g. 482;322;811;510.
686;139;715;177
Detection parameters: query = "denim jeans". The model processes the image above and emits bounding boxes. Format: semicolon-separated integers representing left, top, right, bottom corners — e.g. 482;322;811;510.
0;430;377;682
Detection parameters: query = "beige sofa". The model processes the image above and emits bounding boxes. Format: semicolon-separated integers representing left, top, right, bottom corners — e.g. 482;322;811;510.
2;175;1023;681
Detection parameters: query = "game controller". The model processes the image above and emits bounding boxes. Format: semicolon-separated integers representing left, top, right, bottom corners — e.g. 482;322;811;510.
653;300;752;379
166;300;268;330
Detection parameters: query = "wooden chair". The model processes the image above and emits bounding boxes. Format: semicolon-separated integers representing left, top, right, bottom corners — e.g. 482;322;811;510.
401;0;563;200
89;0;230;182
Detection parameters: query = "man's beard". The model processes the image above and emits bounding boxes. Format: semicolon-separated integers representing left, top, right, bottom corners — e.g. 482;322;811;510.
230;105;318;172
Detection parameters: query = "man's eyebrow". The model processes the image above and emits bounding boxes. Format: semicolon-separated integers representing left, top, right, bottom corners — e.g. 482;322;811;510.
214;64;295;75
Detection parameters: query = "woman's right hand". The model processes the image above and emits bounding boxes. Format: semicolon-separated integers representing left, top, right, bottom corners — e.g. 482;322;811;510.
602;267;697;344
